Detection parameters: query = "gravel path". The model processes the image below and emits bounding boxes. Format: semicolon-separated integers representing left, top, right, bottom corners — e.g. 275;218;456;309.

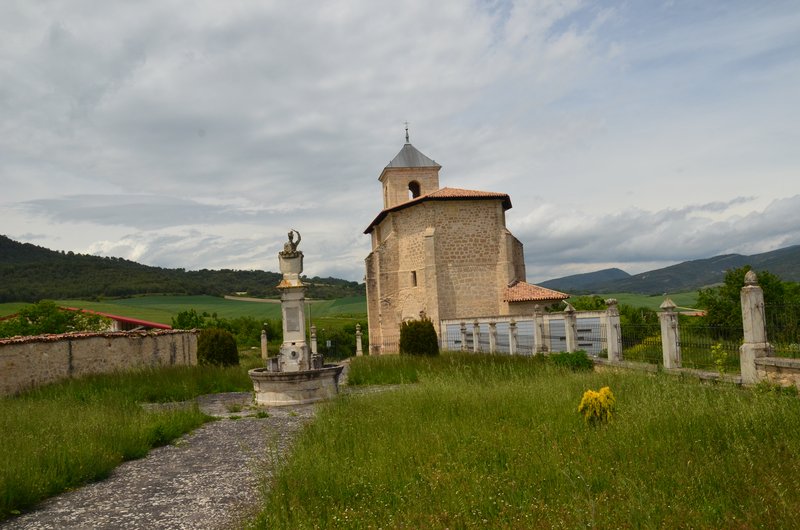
2;394;316;530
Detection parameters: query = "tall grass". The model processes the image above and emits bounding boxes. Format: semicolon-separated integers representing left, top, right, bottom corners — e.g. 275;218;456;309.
252;354;800;528
0;361;254;520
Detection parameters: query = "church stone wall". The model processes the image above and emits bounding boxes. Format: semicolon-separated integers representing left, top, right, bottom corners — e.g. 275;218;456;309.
380;167;439;209
366;199;524;351
511;234;526;281
432;201;508;322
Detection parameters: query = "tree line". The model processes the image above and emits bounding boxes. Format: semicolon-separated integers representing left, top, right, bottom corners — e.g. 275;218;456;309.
0;235;364;302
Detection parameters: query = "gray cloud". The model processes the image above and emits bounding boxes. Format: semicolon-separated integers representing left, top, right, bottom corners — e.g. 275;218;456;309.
1;1;799;283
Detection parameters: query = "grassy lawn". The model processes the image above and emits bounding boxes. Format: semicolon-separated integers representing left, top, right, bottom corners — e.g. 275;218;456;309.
0;295;368;325
0;352;260;521
251;354;800;529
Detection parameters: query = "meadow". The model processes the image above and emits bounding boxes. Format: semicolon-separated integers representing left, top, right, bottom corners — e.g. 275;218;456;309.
252;353;800;529
0;354;261;520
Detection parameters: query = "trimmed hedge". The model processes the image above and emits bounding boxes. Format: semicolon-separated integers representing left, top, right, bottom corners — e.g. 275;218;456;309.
197;327;239;366
399;318;439;356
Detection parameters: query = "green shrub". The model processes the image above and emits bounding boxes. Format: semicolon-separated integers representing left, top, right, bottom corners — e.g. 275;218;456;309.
399;318;439;356
549;350;593;371
197;328;239;366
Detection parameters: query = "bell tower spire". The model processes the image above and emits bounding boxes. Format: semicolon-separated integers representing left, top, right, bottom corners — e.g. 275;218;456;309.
378;132;441;209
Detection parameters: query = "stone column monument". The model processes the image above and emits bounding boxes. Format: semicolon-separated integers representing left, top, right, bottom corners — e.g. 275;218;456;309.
276;229;318;372
249;230;343;406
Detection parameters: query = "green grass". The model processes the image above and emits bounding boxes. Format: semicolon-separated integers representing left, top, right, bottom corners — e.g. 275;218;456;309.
251;354;800;529
0;355;257;520
0;295;368;325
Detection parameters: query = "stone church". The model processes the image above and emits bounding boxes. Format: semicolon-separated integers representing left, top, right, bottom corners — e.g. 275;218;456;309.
364;136;568;353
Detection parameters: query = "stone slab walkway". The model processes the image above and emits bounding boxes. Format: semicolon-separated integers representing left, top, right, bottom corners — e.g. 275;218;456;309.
3;394;317;530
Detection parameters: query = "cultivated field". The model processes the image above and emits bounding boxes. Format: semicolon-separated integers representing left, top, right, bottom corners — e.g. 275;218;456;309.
587;291;699;311
0;295;368;325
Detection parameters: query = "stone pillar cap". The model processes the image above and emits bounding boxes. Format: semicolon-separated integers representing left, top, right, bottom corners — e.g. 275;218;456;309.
659;298;677;311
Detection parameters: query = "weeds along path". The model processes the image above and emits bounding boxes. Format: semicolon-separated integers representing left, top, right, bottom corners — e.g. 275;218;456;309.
4;394;317;530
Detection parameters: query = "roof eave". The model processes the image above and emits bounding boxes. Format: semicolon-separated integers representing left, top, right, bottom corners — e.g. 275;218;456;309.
364;194;512;234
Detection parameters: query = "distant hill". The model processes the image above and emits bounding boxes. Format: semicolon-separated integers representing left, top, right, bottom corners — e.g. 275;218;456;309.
0;235;365;303
538;268;630;293
539;245;800;295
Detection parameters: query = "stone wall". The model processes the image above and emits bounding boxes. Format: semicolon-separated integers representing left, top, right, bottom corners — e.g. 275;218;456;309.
0;330;198;396
755;357;800;390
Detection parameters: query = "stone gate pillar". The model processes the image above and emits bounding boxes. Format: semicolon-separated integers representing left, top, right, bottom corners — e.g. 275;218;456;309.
533;305;547;353
564;303;578;353
355;323;363;356
261;328;268;362
605;299;622;361
460;322;467;352
659;299;681;369
472;320;481;353
740;270;772;384
489;321;497;354
509;319;518;355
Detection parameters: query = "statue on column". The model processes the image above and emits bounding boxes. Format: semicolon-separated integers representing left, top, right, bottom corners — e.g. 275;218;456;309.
281;229;301;257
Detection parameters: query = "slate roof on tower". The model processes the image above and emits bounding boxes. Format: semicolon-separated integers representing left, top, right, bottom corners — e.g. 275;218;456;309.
384;143;441;170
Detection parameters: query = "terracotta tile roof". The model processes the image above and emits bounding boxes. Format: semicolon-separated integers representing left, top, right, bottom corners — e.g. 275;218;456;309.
504;281;570;302
364;187;512;234
425;187;510;200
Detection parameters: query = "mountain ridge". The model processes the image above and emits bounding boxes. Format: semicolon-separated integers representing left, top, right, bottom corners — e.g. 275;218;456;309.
538;245;800;294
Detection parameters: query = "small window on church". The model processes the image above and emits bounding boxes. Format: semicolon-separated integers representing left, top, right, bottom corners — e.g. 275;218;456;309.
411;270;417;287
408;181;421;199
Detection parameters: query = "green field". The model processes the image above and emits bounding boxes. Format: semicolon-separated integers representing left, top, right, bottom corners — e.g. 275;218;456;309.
579;291;700;311
0;293;694;324
0;295;368;326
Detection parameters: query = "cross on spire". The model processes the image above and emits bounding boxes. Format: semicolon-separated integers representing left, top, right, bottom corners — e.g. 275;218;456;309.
404;121;409;143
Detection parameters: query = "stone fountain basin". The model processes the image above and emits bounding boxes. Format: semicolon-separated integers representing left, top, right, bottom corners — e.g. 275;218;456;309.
249;364;344;406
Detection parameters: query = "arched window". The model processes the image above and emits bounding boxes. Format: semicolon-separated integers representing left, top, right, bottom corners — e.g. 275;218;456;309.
408;181;421;199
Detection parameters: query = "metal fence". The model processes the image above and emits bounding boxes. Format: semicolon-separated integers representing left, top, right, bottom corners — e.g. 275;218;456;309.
766;303;800;358
678;325;742;372
440;314;608;356
370;336;400;355
621;324;662;364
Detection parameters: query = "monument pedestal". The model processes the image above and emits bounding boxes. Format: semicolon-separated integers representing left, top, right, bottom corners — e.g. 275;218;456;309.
249;230;343;406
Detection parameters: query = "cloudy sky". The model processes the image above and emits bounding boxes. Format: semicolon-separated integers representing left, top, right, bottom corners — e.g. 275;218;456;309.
2;1;798;283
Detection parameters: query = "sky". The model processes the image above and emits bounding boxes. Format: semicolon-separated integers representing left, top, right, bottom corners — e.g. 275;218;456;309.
1;0;799;283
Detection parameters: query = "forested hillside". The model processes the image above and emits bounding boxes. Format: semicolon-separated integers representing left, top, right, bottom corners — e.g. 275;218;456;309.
0;235;364;302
